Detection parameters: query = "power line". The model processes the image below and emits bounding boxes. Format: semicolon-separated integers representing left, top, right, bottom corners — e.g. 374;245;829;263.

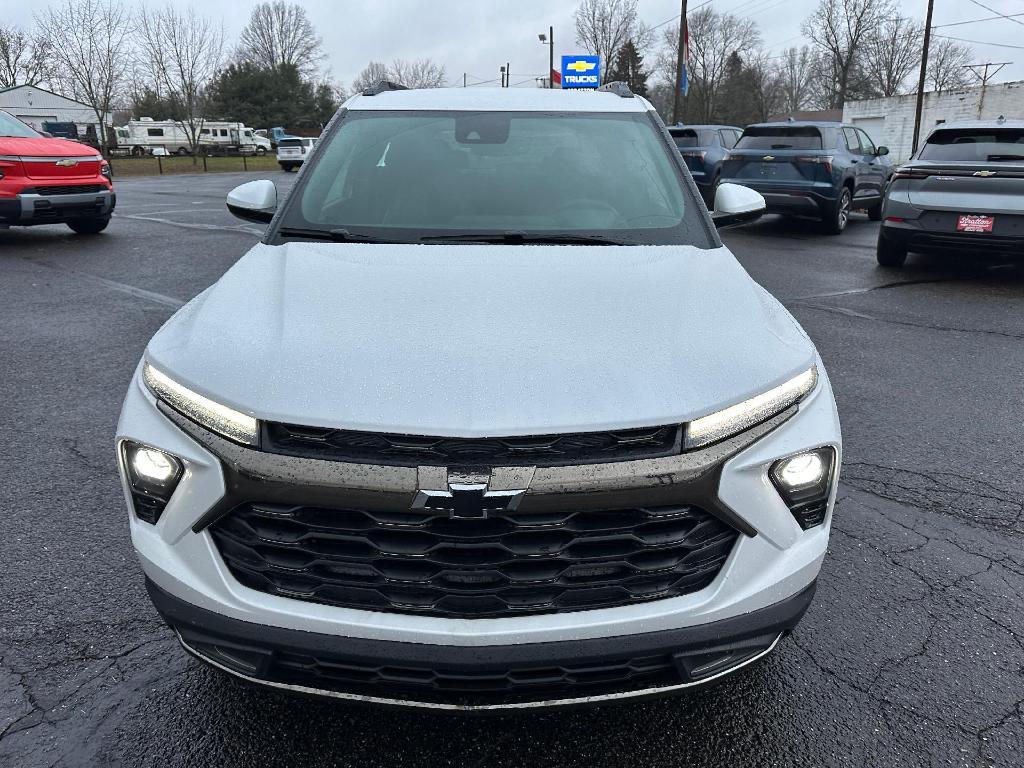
934;33;1024;51
934;11;1024;29
966;0;1024;28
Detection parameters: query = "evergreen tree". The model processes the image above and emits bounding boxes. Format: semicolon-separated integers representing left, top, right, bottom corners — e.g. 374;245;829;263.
205;62;337;129
608;40;648;96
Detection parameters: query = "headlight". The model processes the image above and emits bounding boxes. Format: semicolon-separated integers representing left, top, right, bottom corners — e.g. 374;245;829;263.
143;362;258;445
100;161;111;178
684;365;818;449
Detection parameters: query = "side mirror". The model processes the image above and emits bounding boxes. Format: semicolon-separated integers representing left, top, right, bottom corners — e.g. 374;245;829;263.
712;183;765;229
226;179;277;224
876;145;889;156
40;131;54;138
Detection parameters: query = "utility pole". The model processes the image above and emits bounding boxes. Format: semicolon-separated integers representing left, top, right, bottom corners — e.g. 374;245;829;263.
965;62;1010;118
671;0;688;125
911;0;935;156
548;26;554;88
500;65;506;87
506;62;511;87
463;72;467;88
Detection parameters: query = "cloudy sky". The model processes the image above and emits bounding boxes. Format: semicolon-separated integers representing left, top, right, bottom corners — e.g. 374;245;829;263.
10;0;1024;89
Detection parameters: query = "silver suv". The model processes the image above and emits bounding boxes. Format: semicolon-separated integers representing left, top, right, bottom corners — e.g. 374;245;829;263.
877;119;1024;267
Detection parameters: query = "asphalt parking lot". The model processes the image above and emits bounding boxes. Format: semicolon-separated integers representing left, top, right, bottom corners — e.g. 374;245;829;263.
2;172;1023;768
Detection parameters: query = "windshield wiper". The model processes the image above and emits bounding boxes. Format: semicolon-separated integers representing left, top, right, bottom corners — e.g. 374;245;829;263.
276;227;398;243
420;232;626;245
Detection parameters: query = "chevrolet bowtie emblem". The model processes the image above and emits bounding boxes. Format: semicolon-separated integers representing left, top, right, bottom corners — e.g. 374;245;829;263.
973;170;997;177
566;60;596;73
55;158;79;167
762;155;775;161
413;470;526;519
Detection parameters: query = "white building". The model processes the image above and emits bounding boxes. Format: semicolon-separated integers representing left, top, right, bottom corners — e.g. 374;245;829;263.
843;80;1024;163
0;84;111;142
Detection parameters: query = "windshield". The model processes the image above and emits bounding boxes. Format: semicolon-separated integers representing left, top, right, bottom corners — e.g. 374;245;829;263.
274;110;711;247
919;128;1024;162
736;126;823;150
0;110;39;138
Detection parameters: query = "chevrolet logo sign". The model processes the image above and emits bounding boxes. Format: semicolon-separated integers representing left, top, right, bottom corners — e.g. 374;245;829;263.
973;170;997;177
762;155;775;161
54;158;79;167
566;60;597;73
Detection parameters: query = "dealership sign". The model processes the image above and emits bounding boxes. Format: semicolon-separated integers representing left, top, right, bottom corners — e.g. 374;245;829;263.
561;55;600;88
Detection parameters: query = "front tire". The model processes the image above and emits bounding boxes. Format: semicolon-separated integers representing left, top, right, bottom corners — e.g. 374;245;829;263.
255;147;266;156
825;187;852;235
67;217;110;235
876;230;907;267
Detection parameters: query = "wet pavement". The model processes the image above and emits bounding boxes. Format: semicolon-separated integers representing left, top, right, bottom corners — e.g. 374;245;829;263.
1;173;1022;767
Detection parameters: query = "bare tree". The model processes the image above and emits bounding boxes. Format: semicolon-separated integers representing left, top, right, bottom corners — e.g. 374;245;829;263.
388;59;446;89
137;5;225;155
864;15;922;97
351;61;391;93
802;0;892;108
747;53;783;121
0;25;49;88
574;0;641;80
352;59;446;91
34;0;132;149
776;46;816;113
237;1;324;79
658;8;761;123
927;38;972;93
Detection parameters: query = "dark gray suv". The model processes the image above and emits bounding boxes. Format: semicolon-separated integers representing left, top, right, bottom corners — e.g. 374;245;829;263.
877;119;1024;267
721;121;892;234
667;125;742;206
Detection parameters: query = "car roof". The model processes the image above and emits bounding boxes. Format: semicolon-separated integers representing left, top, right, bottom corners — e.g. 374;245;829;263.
927;119;1024;131
745;121;844;129
343;86;653;113
668;124;741;131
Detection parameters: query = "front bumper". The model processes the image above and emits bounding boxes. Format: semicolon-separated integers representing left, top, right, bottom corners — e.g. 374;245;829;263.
117;361;840;705
0;188;115;225
151;576;816;710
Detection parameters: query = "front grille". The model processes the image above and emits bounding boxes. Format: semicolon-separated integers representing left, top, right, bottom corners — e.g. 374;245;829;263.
31;184;105;195
266;649;680;706
210;501;737;618
262;422;683;467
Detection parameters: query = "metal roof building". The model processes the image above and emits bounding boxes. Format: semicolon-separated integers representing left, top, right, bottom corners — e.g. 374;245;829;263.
0;84;112;140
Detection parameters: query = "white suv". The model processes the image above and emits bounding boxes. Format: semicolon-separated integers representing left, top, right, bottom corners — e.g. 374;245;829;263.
117;82;841;711
276;136;317;172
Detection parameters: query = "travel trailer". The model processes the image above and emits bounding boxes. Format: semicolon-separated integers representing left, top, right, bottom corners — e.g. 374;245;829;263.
114;118;271;156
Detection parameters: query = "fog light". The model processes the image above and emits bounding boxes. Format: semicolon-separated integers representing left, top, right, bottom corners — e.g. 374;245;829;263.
776;452;824;489
120;441;183;524
769;447;836;530
132;447;176;482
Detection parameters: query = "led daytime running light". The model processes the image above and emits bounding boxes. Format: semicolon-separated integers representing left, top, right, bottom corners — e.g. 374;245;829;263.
685;365;818;449
143;362;258;445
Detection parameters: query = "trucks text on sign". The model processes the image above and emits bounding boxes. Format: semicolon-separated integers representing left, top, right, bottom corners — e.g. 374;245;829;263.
561;55;600;89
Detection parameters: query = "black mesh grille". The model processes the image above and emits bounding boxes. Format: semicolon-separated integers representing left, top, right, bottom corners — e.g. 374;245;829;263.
264;649;680;706
210;501;738;619
262;422;683;467
32;185;106;195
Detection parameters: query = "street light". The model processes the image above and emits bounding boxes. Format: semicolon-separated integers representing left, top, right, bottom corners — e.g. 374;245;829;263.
539;27;554;88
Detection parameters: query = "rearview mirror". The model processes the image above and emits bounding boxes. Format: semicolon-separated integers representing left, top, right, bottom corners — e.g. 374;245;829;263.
876;145;889;156
226;179;277;224
712;183;765;229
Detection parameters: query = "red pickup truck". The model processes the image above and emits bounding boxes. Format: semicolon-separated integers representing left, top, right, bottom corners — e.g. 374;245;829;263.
0;109;115;234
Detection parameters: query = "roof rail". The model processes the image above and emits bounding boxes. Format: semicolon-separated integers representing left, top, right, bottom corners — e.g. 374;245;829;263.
597;81;634;98
361;80;409;97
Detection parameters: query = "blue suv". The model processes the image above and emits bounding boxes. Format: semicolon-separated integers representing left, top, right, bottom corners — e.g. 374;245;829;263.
721;121;892;234
668;124;742;206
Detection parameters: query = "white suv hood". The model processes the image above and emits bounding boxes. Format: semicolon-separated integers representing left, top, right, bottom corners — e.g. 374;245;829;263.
145;242;815;437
